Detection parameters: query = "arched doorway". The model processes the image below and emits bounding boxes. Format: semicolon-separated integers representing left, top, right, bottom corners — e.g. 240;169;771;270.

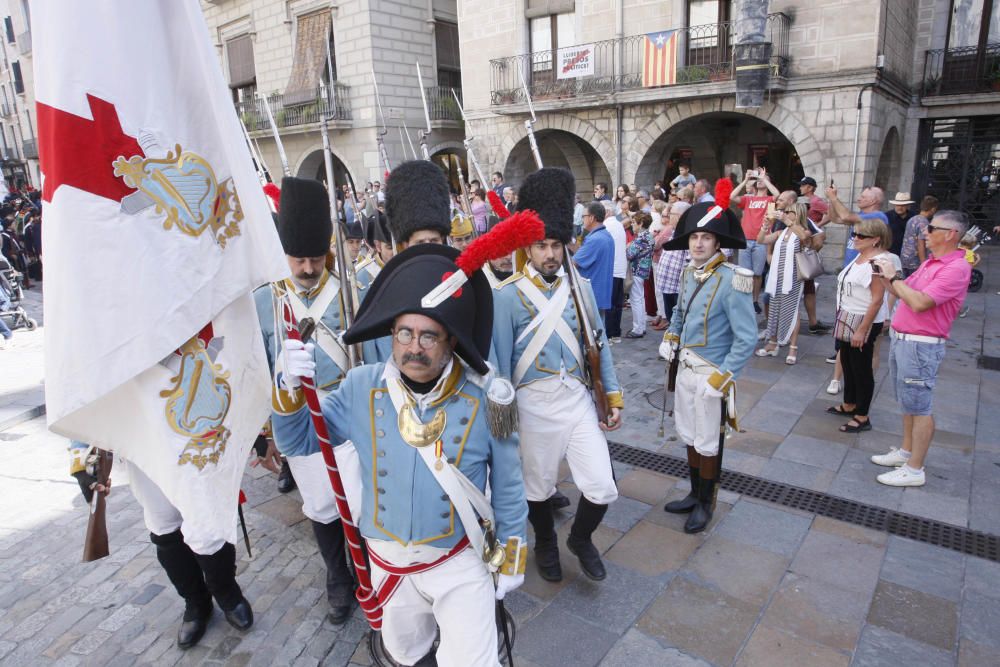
874;127;902;193
636;113;804;192
430;148;471;195
298;148;353;190
503;130;611;198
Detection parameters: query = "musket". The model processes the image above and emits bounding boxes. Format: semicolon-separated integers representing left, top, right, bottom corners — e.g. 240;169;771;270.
371;69;393;176
519;72;611;425
322;118;361;369
451;154;477;236
402;123;418;162
239;115;273;192
451;88;499;224
398;125;412;160
257;92;291;177
82;448;113;562
415;63;432;160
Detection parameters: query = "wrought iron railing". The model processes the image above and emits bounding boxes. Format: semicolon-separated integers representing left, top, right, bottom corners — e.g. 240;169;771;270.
426;86;462;121
235;82;352;132
922;43;1000;97
490;13;789;105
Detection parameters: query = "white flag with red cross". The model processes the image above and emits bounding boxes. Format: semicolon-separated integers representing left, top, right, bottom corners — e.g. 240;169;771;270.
32;0;288;545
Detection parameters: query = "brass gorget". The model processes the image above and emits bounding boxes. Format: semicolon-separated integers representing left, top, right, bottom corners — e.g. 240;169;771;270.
397;390;448;448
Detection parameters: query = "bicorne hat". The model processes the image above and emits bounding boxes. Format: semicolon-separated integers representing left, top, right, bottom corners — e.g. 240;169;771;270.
662;178;746;251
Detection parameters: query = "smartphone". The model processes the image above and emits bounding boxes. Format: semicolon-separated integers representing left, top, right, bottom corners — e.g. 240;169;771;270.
830;178;835;187
766;202;776;218
869;260;882;275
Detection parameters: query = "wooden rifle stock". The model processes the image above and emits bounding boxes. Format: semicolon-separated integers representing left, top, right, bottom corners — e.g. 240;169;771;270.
82;449;113;562
667;354;680;393
564;256;610;425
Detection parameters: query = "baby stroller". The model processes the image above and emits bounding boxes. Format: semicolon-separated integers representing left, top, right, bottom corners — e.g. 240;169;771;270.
0;255;36;332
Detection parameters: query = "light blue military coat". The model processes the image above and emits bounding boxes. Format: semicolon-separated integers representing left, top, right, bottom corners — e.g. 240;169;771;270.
491;266;623;408
270;362;527;548
355;255;392;363
666;252;757;388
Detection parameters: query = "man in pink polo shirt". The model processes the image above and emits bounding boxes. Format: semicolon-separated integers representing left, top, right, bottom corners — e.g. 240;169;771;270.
870;210;971;487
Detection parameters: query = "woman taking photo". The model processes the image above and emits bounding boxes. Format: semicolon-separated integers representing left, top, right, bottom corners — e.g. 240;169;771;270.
826;218;891;433
755;202;811;364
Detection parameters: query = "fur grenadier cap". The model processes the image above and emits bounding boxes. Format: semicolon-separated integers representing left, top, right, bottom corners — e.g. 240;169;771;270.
662;178;746;251
277;177;333;257
385;160;451;244
514;167;574;244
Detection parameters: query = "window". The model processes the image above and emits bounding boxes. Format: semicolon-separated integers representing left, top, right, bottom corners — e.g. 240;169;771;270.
687;0;730;50
11;61;23;95
434;20;460;88
226;34;256;99
4;17;13;43
529;13;575;73
947;0;998;49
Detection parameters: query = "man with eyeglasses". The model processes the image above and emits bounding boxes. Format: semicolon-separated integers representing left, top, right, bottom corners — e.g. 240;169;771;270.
273;240;528;666
870;210;971;487
572;202;615;319
825;184;888;266
492;168;623;584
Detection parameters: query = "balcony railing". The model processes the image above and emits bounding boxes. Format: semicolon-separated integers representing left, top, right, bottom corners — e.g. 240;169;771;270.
922;43;1000;97
236;82;352;132
426;86;462;121
491;13;789;105
22;139;36;159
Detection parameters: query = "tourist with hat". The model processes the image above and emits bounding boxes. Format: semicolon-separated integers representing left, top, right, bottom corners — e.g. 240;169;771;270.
887;191;916;256
658;179;757;533
253;176;359;626
491;167;624;583
271;232;533;666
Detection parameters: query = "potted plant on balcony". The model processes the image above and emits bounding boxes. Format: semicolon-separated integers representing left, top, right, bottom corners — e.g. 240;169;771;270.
922;74;941;96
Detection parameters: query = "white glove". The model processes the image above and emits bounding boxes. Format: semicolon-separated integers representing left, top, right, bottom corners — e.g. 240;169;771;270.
658;340;676;362
280;339;316;390
495;573;524;600
703;380;724;399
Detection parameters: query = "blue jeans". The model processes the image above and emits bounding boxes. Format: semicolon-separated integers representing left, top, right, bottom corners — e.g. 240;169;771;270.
0;287;11;340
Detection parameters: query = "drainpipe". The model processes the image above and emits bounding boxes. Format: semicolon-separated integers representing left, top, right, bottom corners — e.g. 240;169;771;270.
848;83;875;206
616;104;623;185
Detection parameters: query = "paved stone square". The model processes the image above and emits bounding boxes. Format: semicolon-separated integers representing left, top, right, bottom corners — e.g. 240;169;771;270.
2;248;1000;666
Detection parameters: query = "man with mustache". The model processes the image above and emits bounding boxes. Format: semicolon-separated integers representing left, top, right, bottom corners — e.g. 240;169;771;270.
491;168;624;583
272;241;528;667
253;177;358;625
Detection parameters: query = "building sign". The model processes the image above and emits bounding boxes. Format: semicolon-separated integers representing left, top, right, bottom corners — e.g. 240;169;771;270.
557;44;595;79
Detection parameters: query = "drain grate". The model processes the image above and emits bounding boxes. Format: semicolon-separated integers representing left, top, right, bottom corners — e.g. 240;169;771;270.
979;355;1000;371
608;441;1000;562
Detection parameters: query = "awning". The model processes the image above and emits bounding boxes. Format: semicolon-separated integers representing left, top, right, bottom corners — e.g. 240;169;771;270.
283;11;331;106
226;34;256;89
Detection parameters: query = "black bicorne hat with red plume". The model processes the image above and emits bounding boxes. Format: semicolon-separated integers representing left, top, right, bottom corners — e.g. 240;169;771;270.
662;178;746;251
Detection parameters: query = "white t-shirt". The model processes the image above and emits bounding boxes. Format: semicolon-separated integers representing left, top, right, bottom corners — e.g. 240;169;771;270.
604;217;628;278
836;252;899;322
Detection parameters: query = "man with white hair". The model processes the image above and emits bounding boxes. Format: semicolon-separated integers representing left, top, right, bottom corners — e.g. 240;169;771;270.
825;185;888;266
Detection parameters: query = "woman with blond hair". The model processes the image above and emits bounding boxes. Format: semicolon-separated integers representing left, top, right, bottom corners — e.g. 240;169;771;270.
755;202;811;364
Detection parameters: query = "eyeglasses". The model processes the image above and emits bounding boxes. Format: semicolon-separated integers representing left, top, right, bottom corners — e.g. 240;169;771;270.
392;329;441;350
926;224;954;234
851;232;873;239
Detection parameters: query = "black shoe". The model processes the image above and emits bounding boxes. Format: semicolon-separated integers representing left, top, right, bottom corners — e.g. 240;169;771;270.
684;477;717;534
664;465;700;514
177;601;212;649
534;542;563;582
566;536;606;581
809;321;832;334
277;458;296;493
624;331;645;339
753;301;762;314
550;490;571;511
527;500;562;582
222;597;254;631
328;604;353;625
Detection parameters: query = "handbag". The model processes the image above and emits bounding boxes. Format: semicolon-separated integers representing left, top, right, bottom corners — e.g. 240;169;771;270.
833;263;864;342
795;246;824;281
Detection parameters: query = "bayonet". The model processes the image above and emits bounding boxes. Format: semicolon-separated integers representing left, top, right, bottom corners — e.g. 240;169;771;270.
415;63;432;160
371;69;393;175
451;88;488;186
257;92;291;176
516;65;543;170
402;123;418;162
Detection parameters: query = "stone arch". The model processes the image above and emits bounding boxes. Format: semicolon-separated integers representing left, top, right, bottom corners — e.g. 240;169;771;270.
502;130;612;198
428;141;465;157
874;126;902;194
629;99;824;188
296;144;354;187
496;114;615;182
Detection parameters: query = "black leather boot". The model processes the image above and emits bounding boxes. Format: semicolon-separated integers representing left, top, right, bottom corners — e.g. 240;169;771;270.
550;489;571;511
277;457;296;493
195;543;253;631
527;500;561;582
665;447;701;514
151;530;213;649
311;519;356;625
684;454;719;534
566;497;609;581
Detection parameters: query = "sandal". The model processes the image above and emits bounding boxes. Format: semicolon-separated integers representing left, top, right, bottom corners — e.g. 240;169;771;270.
755;344;779;357
785;345;798;365
840;419;872;433
826;404;852;416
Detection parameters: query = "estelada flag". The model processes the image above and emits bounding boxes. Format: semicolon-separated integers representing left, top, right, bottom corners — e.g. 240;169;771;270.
642;30;679;87
32;1;288;547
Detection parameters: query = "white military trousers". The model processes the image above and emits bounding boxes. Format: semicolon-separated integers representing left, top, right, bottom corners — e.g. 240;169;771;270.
286;450;341;524
517;375;618;505
126;459;225;555
368;541;500;667
673;349;725;456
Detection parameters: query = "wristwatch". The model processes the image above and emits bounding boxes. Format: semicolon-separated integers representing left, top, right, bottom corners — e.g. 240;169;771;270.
889;275;902;284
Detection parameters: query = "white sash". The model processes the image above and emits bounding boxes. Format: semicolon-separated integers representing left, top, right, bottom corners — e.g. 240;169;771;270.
285;279;351;378
382;368;496;571
513;277;585;386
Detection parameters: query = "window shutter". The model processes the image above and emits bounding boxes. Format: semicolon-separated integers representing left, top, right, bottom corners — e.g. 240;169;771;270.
226;35;256;89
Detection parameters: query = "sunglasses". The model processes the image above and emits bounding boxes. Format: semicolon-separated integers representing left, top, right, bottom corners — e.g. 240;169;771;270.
851;232;873;239
926;224;954;234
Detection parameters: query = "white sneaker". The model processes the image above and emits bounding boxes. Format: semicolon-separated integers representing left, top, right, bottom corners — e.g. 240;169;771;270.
871;448;910;467
825;379;841;395
877;466;925;487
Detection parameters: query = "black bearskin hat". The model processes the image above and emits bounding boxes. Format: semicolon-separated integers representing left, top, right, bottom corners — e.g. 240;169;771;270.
277;177;332;257
514;168;574;244
384;160;451;244
343;244;492;375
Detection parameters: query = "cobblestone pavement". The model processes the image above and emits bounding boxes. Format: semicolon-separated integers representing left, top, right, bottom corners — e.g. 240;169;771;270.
2;249;1000;666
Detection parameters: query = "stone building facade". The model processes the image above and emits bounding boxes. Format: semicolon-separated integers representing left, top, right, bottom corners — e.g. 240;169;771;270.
200;0;466;191
459;0;1000;265
0;0;37;190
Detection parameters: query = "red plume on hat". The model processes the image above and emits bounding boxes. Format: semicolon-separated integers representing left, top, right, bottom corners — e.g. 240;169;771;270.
263;182;281;212
487;189;511;220
422;210;544;307
714;178;732;210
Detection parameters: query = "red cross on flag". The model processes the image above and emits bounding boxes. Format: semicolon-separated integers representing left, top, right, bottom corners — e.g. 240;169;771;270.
33;0;288;548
